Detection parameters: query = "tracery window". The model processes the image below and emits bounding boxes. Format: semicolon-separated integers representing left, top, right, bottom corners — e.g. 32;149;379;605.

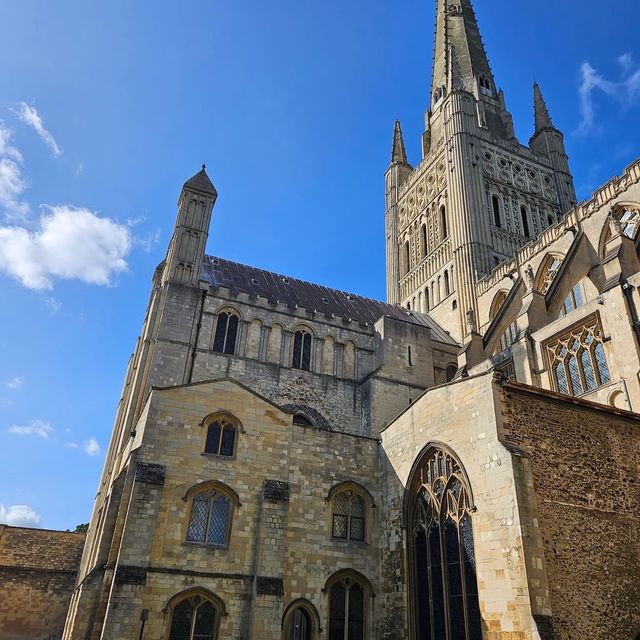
327;572;368;640
332;488;366;541
558;281;585;318
292;329;312;371
169;592;221;640
520;205;530;238
546;317;611;396
186;486;233;546
409;448;481;640
619;208;640;239
204;415;237;457
213;310;239;355
538;256;563;295
492;195;501;228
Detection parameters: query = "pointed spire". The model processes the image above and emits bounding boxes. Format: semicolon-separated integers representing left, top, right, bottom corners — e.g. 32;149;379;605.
533;82;554;132
390;120;408;165
431;0;494;105
498;89;517;141
448;46;465;92
184;165;217;196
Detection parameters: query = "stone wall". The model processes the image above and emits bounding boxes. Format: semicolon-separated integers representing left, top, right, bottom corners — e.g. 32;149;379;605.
0;525;85;640
500;381;640;639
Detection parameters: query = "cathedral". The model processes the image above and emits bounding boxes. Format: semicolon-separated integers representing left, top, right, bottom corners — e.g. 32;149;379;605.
56;0;640;639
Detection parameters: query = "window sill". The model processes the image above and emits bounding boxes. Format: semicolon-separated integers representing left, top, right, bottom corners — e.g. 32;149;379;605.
182;540;230;551
329;538;369;548
201;452;236;461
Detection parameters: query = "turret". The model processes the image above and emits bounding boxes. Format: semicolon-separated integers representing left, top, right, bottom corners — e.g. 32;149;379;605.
385;121;413;304
163;165;218;285
529;82;577;215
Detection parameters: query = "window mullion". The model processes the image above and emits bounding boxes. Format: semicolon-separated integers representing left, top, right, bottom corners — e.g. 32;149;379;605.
344;586;350;640
592;346;602;386
440;517;452;640
190;601;197;640
459;524;470;640
205;498;214;543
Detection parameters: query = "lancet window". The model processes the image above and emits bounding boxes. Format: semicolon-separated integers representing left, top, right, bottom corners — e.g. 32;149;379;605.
409;448;482;640
168;591;221;640
186;485;234;546
213;310;239;355
327;572;369;640
292;329;312;371
558;281;585;318
546;317;611;396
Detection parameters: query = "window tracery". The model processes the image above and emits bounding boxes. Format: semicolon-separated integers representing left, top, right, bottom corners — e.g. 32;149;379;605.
186;485;233;546
408;448;481;640
168;591;221;640
537;255;563;294
546;317;611;396
213;310;239;355
204;415;238;457
331;489;366;541
326;572;369;640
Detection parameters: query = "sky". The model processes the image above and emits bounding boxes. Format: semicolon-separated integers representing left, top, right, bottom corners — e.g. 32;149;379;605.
0;0;639;531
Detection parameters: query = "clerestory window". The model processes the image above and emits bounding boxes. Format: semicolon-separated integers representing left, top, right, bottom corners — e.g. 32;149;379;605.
558;281;585;318
292;329;312;371
546;317;611;397
213;310;239;355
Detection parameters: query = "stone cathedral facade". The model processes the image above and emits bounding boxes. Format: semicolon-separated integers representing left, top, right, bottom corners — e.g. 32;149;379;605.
60;1;640;639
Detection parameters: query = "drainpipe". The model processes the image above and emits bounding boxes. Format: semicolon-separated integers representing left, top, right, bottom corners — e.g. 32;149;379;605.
621;279;640;349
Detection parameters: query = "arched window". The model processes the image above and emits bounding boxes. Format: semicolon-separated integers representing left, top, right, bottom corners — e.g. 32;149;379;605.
404;241;411;275
489;290;507;322
444;271;450;297
204;415;238;457
546;317;611;396
213;310;239;355
293;329;312;371
421;224;428;258
293;413;314;427
186;485;234;546
326;571;370;640
558;281;586;318
520;205;530;238
331;487;367;541
425;288;430;311
440;205;448;240
407;447;481;640
492;195;501;227
168;591;222;640
445;365;457;382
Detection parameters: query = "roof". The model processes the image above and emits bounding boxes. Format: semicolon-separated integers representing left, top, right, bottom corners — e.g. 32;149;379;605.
201;256;459;346
184;166;217;196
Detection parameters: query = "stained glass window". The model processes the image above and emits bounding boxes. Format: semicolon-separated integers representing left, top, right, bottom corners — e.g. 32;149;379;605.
186;489;232;546
409;449;481;640
558;282;586;318
169;594;218;640
332;489;366;541
547;318;611;396
212;311;239;355
328;575;367;640
293;329;312;371
204;417;237;457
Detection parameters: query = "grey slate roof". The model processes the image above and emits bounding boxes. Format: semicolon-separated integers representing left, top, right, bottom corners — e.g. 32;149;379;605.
201;255;459;346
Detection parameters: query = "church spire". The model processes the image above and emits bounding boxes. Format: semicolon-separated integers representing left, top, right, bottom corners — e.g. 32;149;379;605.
390;120;408;165
431;0;494;106
533;81;554;132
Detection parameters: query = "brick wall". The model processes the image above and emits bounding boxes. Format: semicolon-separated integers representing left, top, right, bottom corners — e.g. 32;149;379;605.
0;525;85;640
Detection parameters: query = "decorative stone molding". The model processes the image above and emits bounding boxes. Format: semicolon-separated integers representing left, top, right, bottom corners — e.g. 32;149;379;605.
262;480;289;503
135;462;166;486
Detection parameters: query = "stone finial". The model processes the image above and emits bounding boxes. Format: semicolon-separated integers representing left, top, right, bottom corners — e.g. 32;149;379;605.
524;264;535;290
608;209;623;236
466;308;477;334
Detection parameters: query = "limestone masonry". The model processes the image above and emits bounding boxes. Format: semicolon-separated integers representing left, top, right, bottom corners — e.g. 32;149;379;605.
6;0;640;639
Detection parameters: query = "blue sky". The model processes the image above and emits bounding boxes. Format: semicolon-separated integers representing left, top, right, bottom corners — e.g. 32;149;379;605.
0;0;638;530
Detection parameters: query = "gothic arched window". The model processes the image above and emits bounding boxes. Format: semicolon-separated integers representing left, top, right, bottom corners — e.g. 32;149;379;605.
536;255;563;295
404;241;411;275
292;328;312;371
440;205;448;240
520;205;530;238
168;591;223;640
283;600;320;640
444;270;451;297
558;281;586;318
326;571;370;640
407;447;482;640
546;316;611;396
186;484;235;547
330;486;367;542
204;414;238;457
421;224;428;258
213;310;239;355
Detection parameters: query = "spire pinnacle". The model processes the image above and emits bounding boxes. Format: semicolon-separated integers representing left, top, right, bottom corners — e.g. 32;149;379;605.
448;46;465;92
390;120;408;165
184;165;217;196
431;0;494;105
533;82;554;132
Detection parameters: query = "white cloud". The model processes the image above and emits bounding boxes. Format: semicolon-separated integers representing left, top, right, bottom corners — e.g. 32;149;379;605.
5;376;25;389
577;53;640;135
65;441;79;449
45;297;62;314
84;438;100;456
0;205;131;290
0;123;29;220
8;419;53;439
14;103;62;157
0;504;41;527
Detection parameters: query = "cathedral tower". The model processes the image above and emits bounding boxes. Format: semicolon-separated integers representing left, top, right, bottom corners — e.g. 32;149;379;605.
386;0;576;341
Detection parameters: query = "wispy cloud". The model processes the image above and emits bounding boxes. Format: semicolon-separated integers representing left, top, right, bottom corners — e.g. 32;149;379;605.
577;53;640;135
65;441;79;449
14;103;62;157
0;504;41;527
0;122;29;220
8;419;53;439
84;438;100;456
0;205;131;290
45;297;62;314
5;376;25;389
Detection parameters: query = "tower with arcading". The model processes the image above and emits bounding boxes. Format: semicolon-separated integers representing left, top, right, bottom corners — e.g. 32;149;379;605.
385;0;576;342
